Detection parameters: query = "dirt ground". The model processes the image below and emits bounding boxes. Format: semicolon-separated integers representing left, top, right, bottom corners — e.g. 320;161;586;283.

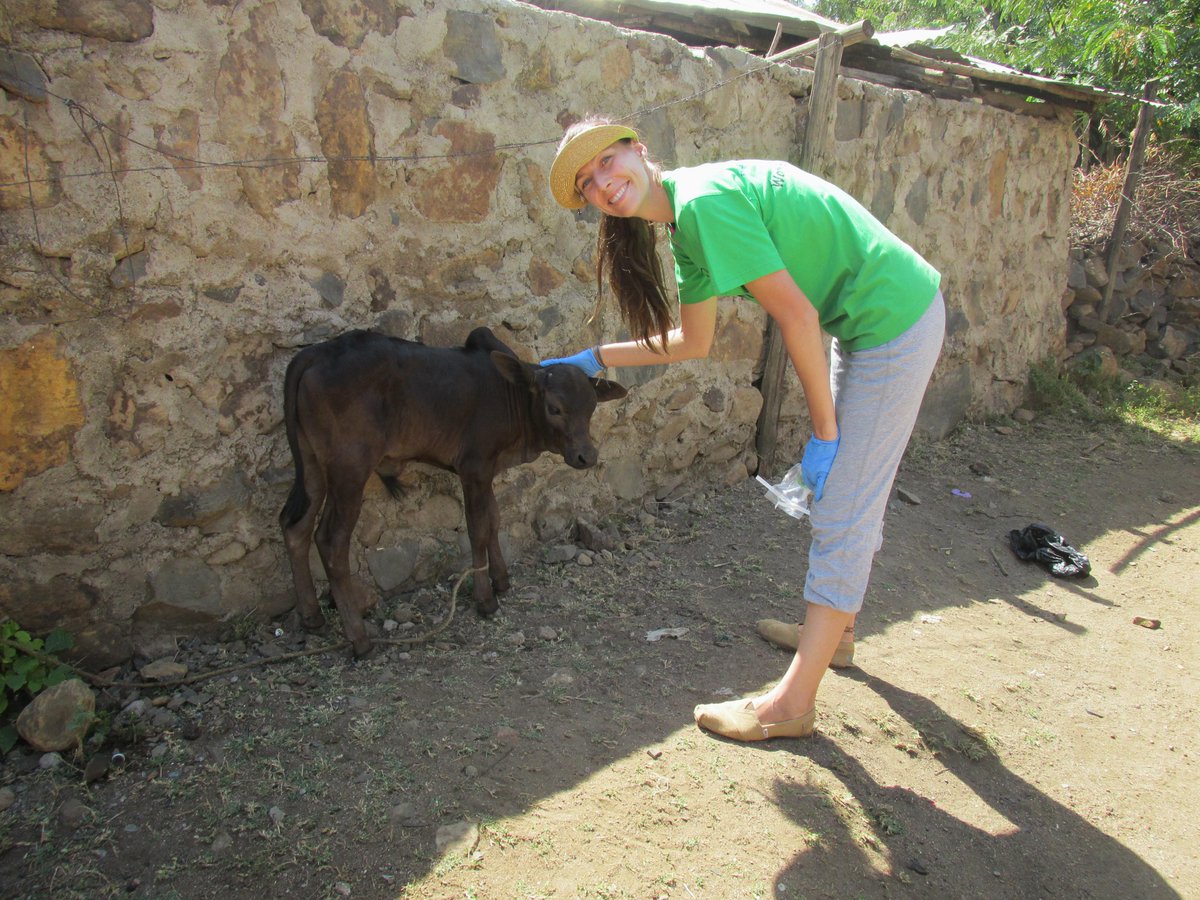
1;411;1197;899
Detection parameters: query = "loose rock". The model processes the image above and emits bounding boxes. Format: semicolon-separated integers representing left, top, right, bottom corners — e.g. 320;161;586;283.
140;659;188;681
59;797;89;830
16;679;96;752
390;801;420;827
435;820;479;856
83;753;110;783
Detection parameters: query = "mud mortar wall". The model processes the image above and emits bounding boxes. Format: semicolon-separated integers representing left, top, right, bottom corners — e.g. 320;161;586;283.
0;0;1075;662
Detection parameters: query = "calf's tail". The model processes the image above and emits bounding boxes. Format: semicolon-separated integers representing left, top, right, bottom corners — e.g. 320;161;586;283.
280;351;312;528
379;474;404;501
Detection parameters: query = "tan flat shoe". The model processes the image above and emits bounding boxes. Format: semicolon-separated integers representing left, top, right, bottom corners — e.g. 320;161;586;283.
756;619;855;668
693;698;816;741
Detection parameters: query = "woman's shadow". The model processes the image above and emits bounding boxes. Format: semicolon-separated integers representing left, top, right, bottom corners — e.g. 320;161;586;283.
766;667;1180;898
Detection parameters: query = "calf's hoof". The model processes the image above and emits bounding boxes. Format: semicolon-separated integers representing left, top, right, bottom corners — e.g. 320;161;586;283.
349;635;375;658
299;612;327;632
492;574;511;594
475;594;500;617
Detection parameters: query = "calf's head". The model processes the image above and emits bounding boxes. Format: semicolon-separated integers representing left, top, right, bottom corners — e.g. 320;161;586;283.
492;353;627;468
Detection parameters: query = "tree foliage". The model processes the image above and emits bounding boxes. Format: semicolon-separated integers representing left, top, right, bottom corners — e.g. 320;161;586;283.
807;0;1199;154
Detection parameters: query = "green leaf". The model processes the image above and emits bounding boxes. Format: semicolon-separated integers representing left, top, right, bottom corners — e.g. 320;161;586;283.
26;675;43;693
46;666;71;688
0;724;18;755
5;672;24;692
43;629;74;654
13;656;37;676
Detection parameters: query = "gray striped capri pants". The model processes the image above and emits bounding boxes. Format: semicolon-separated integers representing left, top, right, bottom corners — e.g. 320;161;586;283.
804;291;946;613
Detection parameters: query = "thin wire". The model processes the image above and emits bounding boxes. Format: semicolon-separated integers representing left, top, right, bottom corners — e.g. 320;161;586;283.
0;38;1176;193
67;100;135;283
0;54;789;191
19;100;89;305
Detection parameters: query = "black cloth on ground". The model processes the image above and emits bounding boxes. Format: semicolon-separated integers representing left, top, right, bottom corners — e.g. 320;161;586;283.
1008;523;1092;578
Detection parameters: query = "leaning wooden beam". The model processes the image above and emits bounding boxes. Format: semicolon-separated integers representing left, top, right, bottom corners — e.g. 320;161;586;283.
606;0;841;37
765;20;873;65
888;45;1103;105
756;29;846;476
1102;80;1160;307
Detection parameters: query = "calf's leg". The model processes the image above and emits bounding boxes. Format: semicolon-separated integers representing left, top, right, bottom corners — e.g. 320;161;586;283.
280;445;328;632
314;465;374;657
483;490;510;595
460;476;501;615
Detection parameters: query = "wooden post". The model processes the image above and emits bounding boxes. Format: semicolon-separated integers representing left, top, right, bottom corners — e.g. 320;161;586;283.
1101;79;1159;308
755;30;844;476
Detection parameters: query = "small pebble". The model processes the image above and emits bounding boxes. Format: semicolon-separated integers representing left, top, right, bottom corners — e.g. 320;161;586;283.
39;753;64;770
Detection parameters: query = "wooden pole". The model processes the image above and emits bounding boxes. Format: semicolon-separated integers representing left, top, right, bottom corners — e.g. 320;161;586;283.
1101;79;1159;309
755;29;845;476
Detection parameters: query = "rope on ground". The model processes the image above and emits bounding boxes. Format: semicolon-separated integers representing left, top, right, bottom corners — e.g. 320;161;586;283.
0;565;484;692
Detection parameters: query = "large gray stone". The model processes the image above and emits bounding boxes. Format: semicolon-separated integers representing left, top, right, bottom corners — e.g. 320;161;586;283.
367;543;419;592
0;499;103;556
154;470;251;533
444;11;504;84
299;0;405;49
146;558;222;616
0;49;47;102
1158;325;1193;359
904;174;928;227
603;457;647;502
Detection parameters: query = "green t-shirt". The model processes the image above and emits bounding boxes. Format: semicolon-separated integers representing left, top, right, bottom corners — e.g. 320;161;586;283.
662;161;940;352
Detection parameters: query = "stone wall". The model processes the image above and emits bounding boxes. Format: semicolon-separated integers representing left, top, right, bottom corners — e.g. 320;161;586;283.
0;0;1077;664
1064;241;1200;378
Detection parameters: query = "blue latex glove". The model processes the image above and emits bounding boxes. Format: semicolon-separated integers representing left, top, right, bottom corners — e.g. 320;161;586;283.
539;347;604;377
800;434;840;502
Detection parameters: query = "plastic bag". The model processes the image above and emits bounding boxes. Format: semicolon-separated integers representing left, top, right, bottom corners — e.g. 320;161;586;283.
755;462;812;520
1008;523;1091;578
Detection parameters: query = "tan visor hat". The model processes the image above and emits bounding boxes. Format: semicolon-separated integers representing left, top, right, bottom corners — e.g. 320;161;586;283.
549;123;639;209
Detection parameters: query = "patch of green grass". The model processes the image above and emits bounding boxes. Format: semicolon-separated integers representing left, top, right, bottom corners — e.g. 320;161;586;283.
1118;379;1200;441
1023;726;1059;749
1027;357;1200;441
868;804;905;835
871;713;903;737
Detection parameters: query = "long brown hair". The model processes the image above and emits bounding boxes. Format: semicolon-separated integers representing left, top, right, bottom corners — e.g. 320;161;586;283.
562;117;674;350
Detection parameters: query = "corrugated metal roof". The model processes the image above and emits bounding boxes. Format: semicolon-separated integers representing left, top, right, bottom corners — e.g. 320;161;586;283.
526;0;1114;113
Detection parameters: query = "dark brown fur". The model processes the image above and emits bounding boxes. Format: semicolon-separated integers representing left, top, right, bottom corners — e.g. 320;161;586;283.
279;327;627;656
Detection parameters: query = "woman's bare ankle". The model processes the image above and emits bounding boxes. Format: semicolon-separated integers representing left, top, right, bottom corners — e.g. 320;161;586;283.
753;693;813;724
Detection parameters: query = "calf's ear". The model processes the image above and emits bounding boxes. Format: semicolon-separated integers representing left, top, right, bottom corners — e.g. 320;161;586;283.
490;350;529;385
590;376;628;402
